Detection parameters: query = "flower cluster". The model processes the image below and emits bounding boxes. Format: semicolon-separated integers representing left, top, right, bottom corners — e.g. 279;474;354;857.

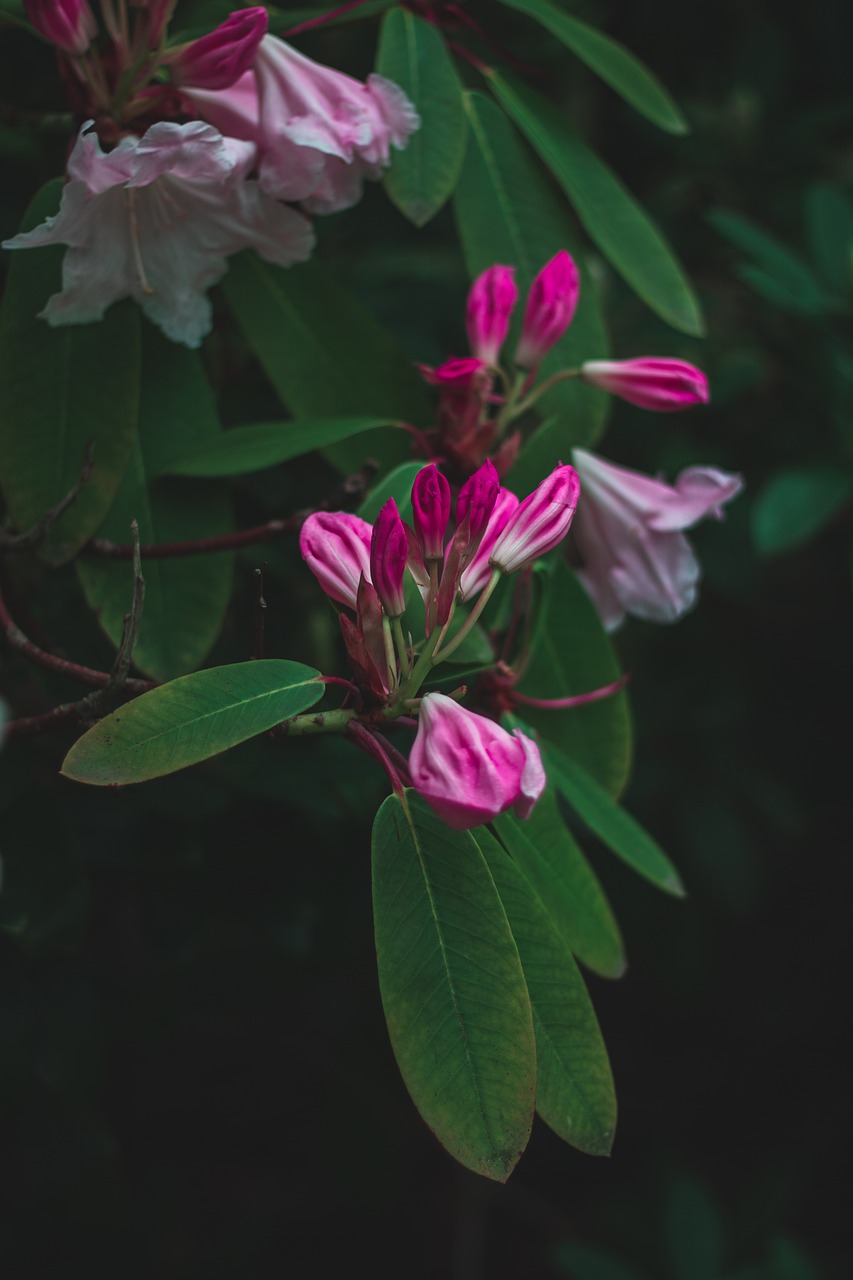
6;2;419;346
299;460;580;828
421;252;741;629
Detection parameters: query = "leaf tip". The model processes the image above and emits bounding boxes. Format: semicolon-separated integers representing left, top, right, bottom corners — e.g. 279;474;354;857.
664;871;687;899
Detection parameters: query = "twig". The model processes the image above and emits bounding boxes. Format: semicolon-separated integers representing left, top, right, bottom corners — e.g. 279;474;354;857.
253;566;267;660
86;516;300;559
0;442;94;552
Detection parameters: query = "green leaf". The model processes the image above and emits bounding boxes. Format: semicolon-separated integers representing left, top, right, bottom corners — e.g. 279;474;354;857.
499;0;688;135
377;8;467;226
476;827;616;1154
455;91;609;451
0;181;140;566
544;742;685;897
493;795;625;979
708;209;827;315
516;561;631;797
357;459;427;523
751;465;853;556
61;660;324;786
804;182;853;295
164;417;396;478
487;73;704;336
77;328;234;681
220;253;431;473
371;790;536;1181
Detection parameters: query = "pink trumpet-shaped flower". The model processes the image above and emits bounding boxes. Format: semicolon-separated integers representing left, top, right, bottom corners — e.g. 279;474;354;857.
370;499;408;617
514;250;580;370
2;120;314;348
411;464;451;562
299;511;373;609
458;488;519;602
24;0;96;55
580;358;709;411
409;693;546;830
490;463;580;574
466;264;517;365
571;448;743;630
170;7;268;91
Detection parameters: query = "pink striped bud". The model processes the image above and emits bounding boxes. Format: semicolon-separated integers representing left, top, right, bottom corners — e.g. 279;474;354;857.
455;459;500;547
409;693;546;830
466;264;518;365
411;464;451;561
299;511;372;609
515;250;580;370
490;463;580;574
25;0;96;54
579;358;710;411
170;7;268;90
458;488;519;601
370;499;408;617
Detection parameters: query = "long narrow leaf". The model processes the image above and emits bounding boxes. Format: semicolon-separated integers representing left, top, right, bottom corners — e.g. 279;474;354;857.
164;417;395;478
500;0;688;134
488;71;704;336
372;791;536;1181
61;661;324;785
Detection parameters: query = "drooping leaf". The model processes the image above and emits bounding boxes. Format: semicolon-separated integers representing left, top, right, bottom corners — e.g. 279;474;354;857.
751;465;853;556
221;253;430;474
544;741;685;897
61;660;324;785
515;560;631;797
499;0;688;135
77;328;234;681
454;91;609;451
708;208;827;315
0;181;140;566
371;790;536;1181
476;827;616;1154
377;8;467;226
164;417;396;477
493;795;625;979
487;72;704;336
803;183;853;295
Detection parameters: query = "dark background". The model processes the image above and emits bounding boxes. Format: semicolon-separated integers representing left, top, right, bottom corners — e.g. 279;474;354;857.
1;2;851;1275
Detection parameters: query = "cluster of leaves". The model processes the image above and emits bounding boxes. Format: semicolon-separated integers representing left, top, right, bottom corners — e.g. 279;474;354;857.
0;0;710;1183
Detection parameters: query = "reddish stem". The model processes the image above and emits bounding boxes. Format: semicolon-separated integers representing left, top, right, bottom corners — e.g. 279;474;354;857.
347;720;408;796
513;675;630;710
283;0;375;38
87;517;300;559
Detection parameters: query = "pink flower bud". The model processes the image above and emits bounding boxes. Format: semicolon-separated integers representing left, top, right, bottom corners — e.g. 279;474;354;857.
411;464;451;562
490;463;580;575
514;250;580;370
419;357;495;472
579;358;709;411
25;0;96;55
455;459;500;546
419;356;488;388
370;499;408;617
170;7;268;91
299;511;372;609
458;488;519;602
409;693;546;829
466;264;518;365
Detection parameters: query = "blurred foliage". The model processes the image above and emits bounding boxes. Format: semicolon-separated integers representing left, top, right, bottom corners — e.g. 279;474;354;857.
1;0;851;1276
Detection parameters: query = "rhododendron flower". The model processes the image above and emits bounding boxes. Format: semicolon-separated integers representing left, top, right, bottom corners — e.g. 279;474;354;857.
299;511;373;609
515;250;580;370
466;264;517;365
572;449;743;630
169;7;268;91
411;464;451;562
458;488;519;602
186;35;420;214
580;358;709;411
409;693;546;830
2;120;314;347
25;0;96;55
490;463;580;574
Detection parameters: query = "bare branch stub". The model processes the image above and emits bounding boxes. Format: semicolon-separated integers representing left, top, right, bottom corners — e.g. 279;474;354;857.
0;441;94;552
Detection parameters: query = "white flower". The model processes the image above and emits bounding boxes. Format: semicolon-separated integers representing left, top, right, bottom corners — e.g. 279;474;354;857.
3;119;315;347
